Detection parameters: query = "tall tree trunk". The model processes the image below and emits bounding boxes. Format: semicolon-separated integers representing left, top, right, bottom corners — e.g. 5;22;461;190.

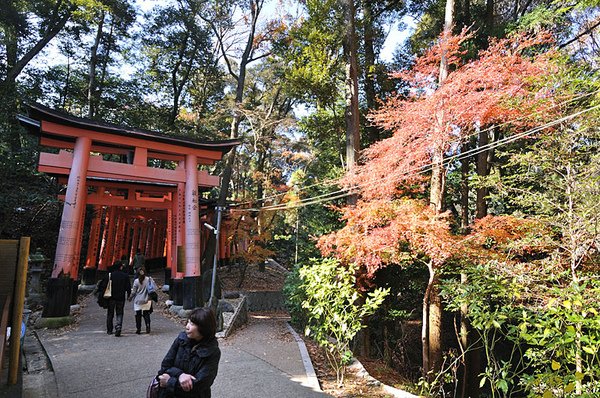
169;31;193;126
460;142;470;231
428;274;443;376
1;3;20;151
344;0;360;172
485;0;494;33
1;1;74;148
459;141;471;398
2;2;74;86
343;0;360;208
88;11;105;119
456;0;471;29
424;0;454;380
475;127;492;219
214;0;263;208
430;148;446;213
256;150;266;201
62;54;72;109
98;18;115;101
363;0;379;144
217;117;240;207
422;260;433;378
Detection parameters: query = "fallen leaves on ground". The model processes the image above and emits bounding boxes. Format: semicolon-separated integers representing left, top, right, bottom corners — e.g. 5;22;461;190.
300;330;411;398
219;263;287;291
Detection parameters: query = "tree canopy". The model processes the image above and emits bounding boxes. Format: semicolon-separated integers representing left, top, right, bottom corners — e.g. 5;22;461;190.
3;0;600;395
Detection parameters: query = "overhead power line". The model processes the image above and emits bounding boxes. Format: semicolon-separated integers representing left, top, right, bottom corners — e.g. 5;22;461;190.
231;96;600;213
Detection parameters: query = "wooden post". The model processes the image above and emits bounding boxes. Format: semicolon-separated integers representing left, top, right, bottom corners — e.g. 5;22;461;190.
129;222;140;266
166;208;173;270
52;136;91;277
9;237;30;385
101;207;118;270
185;154;201;277
139;222;148;258
97;206;110;271
85;206;101;268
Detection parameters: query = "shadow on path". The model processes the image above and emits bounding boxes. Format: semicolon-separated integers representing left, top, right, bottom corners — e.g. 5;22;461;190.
25;272;330;398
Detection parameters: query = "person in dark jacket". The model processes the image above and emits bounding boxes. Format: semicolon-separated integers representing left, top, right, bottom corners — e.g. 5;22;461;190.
104;261;131;337
157;307;220;398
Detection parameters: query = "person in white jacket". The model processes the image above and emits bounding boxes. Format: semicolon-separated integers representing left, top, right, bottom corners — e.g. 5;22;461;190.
129;267;155;334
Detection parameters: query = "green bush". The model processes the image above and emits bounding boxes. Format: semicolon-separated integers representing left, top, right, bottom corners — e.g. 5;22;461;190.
442;262;600;397
283;264;309;328
296;257;389;386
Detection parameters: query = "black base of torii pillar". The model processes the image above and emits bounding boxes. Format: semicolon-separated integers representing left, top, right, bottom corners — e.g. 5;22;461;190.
183;276;203;309
42;278;75;317
81;267;97;285
171;278;183;305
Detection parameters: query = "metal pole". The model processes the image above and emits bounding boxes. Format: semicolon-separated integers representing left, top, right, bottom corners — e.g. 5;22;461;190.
209;206;223;308
294;212;299;267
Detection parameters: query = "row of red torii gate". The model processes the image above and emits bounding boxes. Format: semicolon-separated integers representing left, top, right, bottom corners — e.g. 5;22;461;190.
19;103;241;318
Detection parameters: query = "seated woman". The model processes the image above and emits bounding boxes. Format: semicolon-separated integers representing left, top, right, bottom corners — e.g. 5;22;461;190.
156;307;221;398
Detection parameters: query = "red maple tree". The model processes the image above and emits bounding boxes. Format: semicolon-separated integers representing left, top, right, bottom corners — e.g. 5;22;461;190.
319;30;561;377
345;30;559;201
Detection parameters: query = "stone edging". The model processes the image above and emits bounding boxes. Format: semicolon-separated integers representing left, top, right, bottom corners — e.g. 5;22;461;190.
219;295;248;338
285;322;322;392
347;358;421;398
22;330;60;397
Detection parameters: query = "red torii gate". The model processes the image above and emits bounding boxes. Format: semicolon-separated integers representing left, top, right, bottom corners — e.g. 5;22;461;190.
19;103;239;318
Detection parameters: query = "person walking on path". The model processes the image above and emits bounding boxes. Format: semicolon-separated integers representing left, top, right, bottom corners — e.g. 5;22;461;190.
103;261;131;337
133;249;145;276
156;307;221;398
129;267;155;334
120;253;132;275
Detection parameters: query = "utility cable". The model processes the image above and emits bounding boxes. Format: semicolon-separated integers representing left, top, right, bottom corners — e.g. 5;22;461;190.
247;102;600;212
231;89;600;210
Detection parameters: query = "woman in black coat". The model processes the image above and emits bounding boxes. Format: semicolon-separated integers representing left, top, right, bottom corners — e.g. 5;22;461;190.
157;308;221;398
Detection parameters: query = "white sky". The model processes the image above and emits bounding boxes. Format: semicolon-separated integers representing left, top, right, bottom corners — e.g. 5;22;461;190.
36;0;411;73
136;0;412;62
381;16;416;62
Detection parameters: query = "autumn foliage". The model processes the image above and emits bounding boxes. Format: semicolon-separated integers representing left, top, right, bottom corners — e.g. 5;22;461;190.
223;210;274;265
462;215;556;263
343;30;559;202
318;31;562;278
318;199;456;279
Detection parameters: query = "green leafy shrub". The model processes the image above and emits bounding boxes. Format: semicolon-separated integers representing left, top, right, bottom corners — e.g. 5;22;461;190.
442;261;600;397
283;264;309;328
296;257;389;386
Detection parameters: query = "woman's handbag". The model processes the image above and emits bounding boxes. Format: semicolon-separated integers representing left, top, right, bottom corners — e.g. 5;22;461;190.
148;278;158;302
146;376;160;398
147;277;156;293
149;291;158;302
96;279;108;308
103;273;112;298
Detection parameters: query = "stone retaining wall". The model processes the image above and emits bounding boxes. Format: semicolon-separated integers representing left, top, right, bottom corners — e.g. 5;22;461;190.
238;290;286;312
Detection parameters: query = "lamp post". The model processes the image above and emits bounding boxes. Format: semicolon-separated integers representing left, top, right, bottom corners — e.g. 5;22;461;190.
204;206;224;309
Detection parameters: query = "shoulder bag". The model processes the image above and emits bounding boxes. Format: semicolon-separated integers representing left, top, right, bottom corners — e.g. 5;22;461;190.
148;278;158;302
103;273;112;298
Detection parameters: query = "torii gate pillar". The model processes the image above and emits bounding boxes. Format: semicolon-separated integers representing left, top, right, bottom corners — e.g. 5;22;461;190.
44;136;91;317
183;154;203;309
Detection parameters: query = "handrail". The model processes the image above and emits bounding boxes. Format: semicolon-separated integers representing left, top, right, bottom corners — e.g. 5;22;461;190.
0;294;13;382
